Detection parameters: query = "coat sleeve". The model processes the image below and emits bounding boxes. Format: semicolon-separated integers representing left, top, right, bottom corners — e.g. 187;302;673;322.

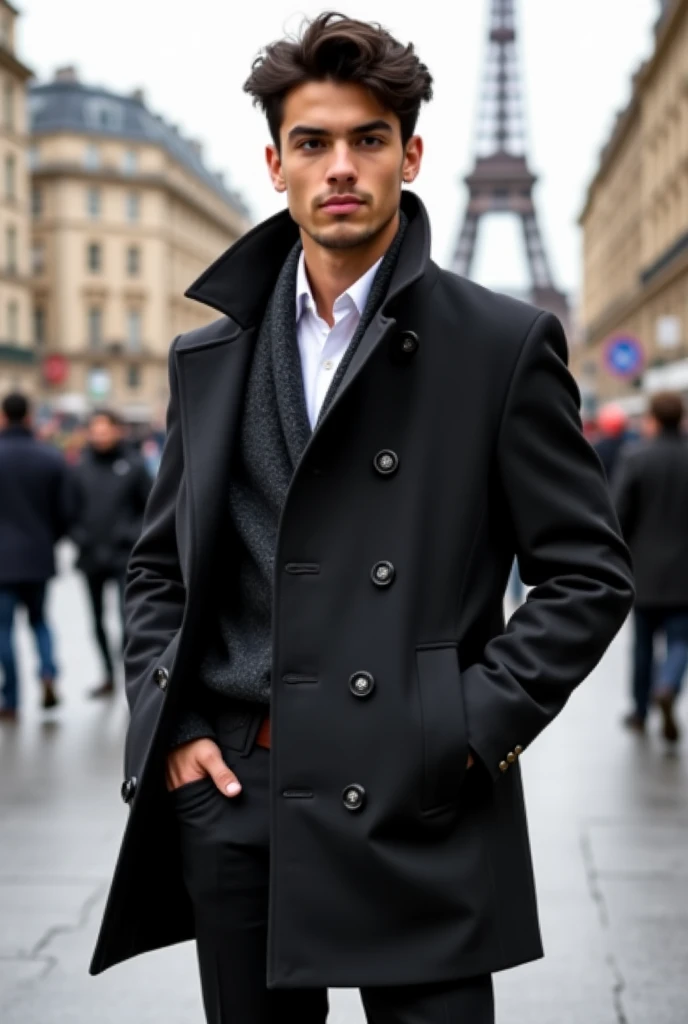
123;341;186;717
462;312;635;781
123;342;216;748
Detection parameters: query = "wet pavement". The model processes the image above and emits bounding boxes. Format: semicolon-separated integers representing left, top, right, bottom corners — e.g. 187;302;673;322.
1;544;687;1023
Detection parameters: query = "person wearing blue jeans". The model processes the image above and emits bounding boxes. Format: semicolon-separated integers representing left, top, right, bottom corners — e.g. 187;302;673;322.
0;392;78;721
0;582;58;714
632;608;688;741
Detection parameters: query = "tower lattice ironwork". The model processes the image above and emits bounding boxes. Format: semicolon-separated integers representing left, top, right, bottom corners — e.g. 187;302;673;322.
451;0;568;323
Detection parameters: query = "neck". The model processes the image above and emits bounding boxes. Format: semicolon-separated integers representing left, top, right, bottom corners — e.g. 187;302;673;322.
301;211;400;327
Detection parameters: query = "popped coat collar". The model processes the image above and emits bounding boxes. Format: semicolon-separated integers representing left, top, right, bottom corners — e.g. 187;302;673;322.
185;190;432;327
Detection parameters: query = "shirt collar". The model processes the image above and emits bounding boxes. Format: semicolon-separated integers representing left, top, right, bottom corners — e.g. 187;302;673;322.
295;250;383;323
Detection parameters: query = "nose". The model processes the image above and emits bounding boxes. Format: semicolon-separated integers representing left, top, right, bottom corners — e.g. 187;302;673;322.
326;141;357;186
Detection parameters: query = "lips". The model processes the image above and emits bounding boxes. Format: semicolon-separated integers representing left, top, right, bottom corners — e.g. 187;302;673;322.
321;196;364;215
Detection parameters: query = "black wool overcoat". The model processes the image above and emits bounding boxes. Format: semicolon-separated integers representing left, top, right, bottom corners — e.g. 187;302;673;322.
90;192;634;986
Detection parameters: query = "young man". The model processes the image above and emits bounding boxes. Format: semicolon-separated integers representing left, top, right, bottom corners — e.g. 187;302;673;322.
91;14;634;1023
0;392;77;718
71;409;152;698
615;391;688;742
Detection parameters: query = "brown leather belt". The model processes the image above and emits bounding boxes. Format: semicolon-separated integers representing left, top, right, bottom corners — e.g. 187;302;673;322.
256;715;271;750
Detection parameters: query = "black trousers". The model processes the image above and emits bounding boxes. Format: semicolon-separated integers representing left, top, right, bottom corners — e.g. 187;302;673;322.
83;571;126;679
172;722;494;1024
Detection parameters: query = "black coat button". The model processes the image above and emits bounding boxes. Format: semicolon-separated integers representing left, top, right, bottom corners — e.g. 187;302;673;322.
373;450;399;476
371;561;395;587
154;667;169;691
399;330;419;357
342;784;366;811
349;671;375;698
121;776;137;803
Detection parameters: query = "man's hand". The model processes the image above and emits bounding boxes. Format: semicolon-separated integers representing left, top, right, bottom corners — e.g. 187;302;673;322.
467;751;474;769
166;738;242;797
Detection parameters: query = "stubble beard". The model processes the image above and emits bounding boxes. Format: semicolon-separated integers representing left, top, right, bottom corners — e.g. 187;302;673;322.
304;208;398;252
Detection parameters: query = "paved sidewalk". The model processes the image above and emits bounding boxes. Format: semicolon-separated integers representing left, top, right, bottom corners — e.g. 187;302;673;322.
1;547;687;1022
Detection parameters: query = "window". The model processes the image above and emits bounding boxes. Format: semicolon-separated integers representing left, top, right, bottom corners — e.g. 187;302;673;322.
126;190;140;222
127;365;141;389
28;146;39;170
34;307;45;345
87;242;102;273
123;149;137;174
4;154;14;199
6;225;16;273
4;82;13;130
85;143;100;170
87;186;101;218
7;300;18;341
88;307;103;349
126;245;140;276
126;309;142;351
31;240;45;275
31;185;42;216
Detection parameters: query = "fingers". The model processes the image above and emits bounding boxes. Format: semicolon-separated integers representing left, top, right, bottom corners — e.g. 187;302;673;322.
203;746;242;797
165;738;241;797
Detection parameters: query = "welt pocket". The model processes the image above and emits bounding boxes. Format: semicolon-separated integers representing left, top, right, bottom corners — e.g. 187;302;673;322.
415;642;468;813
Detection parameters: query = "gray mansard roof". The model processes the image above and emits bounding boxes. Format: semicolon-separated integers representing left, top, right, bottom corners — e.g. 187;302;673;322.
29;79;249;217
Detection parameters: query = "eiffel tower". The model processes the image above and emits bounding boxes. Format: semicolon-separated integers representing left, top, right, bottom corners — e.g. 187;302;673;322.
451;0;568;325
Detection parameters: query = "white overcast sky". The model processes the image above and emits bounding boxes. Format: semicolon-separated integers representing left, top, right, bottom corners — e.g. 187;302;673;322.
20;0;658;297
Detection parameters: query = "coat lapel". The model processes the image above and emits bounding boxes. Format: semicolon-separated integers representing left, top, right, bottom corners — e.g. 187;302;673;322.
175;326;255;584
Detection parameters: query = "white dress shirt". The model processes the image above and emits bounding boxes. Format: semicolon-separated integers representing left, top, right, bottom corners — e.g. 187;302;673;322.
295;251;383;429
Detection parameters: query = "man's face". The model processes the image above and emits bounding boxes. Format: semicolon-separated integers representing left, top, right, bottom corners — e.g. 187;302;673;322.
89;416;122;452
266;80;422;251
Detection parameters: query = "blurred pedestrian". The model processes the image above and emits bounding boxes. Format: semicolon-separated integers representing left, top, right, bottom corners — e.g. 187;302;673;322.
614;391;688;741
594;402;629;483
71;410;152;698
0;392;78;720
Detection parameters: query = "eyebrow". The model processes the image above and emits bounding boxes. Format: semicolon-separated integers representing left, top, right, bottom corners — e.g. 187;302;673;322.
287;119;394;141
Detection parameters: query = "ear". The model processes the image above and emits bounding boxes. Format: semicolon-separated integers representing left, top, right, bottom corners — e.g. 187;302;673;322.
402;135;423;184
266;144;287;193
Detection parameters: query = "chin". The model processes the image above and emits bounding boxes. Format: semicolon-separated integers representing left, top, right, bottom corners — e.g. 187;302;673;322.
310;221;380;252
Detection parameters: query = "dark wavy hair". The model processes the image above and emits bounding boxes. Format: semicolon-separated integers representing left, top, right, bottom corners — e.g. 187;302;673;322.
243;11;433;150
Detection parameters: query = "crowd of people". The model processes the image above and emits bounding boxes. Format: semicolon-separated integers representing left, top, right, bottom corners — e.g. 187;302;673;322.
0;391;155;720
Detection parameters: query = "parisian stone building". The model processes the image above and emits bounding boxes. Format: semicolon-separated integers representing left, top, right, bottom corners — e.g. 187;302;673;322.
0;1;33;398
29;68;251;423
577;0;688;409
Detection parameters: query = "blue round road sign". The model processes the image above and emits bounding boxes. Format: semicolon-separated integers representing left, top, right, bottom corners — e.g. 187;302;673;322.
603;335;644;378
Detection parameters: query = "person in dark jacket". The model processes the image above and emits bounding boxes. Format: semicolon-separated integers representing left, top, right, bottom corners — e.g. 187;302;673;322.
614;391;688;741
90;15;634;1024
0;392;78;720
71;409;152;698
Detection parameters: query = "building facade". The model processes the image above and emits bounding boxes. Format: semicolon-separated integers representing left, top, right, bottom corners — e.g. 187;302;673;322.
29;68;251;422
577;0;688;409
0;1;34;397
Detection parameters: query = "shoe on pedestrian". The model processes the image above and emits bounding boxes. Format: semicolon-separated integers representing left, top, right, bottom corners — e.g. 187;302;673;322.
622;711;646;734
88;680;115;699
41;678;60;710
0;707;18;722
655;688;680;743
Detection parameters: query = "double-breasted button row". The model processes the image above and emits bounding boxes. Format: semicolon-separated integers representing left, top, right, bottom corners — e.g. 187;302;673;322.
498;745;524;773
154;667;169;691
